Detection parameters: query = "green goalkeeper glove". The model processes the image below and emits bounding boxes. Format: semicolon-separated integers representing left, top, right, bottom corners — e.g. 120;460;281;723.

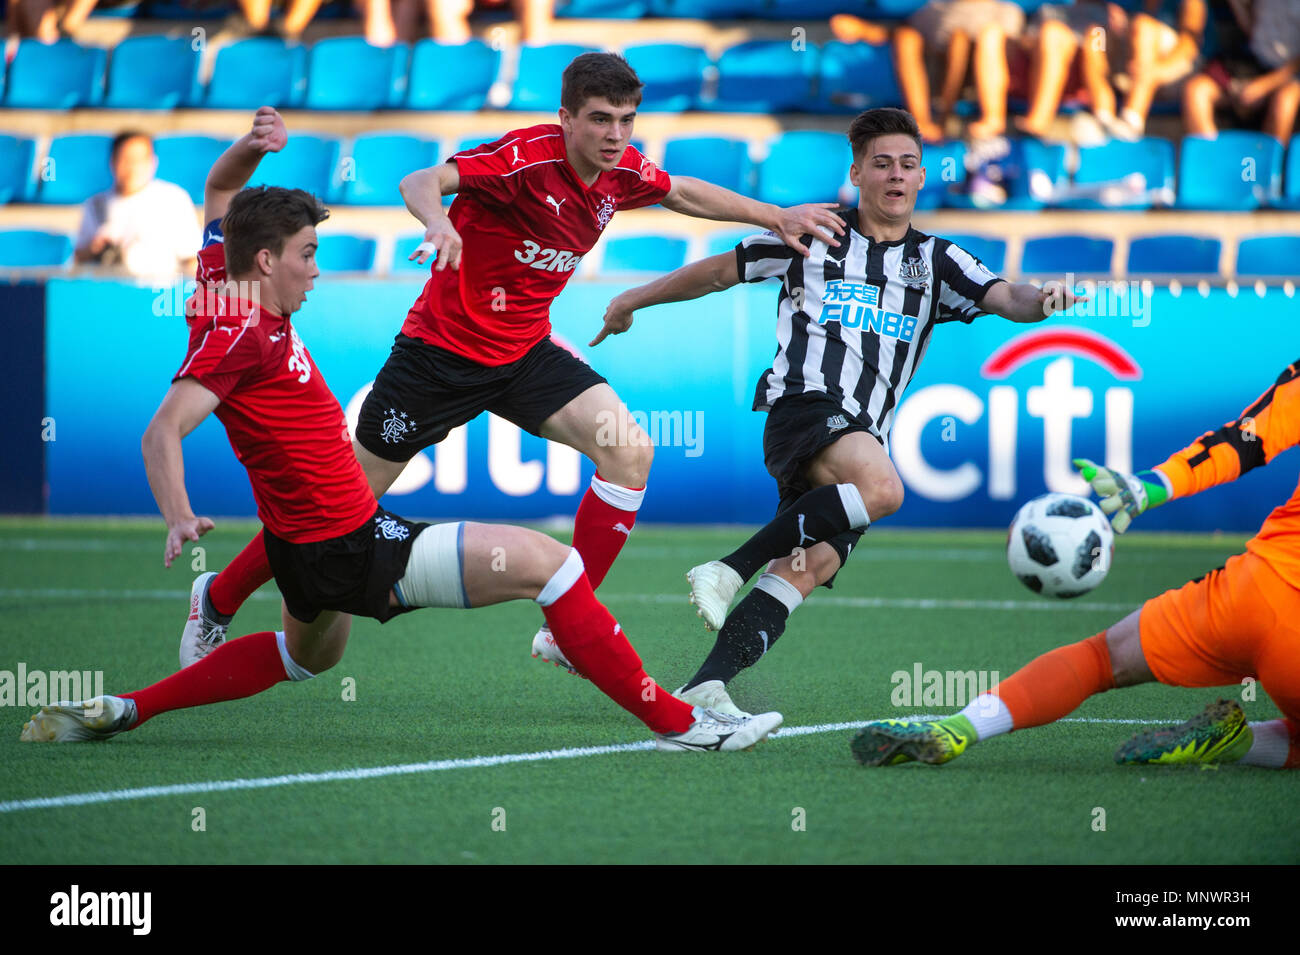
1072;459;1170;533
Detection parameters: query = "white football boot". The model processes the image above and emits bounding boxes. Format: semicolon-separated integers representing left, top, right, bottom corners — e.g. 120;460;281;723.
20;695;137;743
686;560;743;631
530;625;579;676
674;680;752;719
655;707;783;753
181;571;229;669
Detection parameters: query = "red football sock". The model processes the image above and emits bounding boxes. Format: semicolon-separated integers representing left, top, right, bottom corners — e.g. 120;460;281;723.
123;631;292;726
571;473;644;590
208;532;273;618
538;553;693;734
995;632;1115;730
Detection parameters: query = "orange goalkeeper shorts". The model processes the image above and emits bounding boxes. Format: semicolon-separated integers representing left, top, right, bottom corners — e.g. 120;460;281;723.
1139;551;1300;722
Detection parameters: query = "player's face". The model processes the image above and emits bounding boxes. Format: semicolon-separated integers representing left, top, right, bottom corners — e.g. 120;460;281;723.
266;226;319;316
560;97;637;179
112;136;156;196
851;134;925;224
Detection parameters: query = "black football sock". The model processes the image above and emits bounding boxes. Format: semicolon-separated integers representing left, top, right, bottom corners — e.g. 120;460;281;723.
682;574;804;689
720;483;870;583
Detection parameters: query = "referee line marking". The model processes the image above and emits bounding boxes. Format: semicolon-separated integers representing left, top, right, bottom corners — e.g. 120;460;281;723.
0;588;1138;614
0;715;1181;815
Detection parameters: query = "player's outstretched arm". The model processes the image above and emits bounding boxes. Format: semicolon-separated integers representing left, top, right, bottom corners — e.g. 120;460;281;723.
981;279;1089;323
141;379;222;567
660;176;844;257
591;252;739;346
203;107;287;227
399;162;462;270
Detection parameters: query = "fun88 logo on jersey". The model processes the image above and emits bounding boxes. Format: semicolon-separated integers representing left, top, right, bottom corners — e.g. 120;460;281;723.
818;281;918;342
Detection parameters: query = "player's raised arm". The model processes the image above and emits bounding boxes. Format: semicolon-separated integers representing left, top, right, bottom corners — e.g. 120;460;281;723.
141;379;222;567
591;251;739;346
398;162;462;270
660;175;844;257
1077;358;1300;531
203;107;287;227
981;279;1090;323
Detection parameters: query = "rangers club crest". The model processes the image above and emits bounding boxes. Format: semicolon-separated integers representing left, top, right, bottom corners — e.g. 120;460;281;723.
380;408;416;444
897;256;931;289
374;515;410;541
595;196;616;231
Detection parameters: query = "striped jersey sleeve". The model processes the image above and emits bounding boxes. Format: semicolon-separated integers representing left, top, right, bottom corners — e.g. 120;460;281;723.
735;231;801;283
1155;359;1300;499
932;239;1003;324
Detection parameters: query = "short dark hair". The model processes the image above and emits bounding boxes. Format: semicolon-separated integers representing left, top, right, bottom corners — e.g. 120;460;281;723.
222;186;329;277
847;108;923;163
561;52;643;115
110;131;152;160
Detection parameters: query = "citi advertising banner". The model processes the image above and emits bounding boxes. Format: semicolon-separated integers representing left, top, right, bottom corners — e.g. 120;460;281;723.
45;278;1297;532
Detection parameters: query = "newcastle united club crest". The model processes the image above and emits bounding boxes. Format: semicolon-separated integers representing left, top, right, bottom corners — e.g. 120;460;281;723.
897;255;930;289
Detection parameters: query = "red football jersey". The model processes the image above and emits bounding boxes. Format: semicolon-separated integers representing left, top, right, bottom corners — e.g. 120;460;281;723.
175;227;377;543
400;124;673;366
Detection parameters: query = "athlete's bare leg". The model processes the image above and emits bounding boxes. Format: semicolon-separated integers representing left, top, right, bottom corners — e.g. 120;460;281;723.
354;438;410;498
539;382;654;488
804;430;905;523
1105;608;1155;687
282;606;352;675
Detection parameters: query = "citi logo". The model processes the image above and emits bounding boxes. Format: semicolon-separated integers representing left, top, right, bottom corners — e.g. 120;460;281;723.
50;885;151;935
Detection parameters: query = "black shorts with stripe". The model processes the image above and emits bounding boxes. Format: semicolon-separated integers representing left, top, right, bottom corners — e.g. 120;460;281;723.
356;334;607;462
263;507;429;624
763;391;876;587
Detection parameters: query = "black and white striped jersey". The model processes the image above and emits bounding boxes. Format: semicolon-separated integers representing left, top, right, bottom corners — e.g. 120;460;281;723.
735;207;1003;447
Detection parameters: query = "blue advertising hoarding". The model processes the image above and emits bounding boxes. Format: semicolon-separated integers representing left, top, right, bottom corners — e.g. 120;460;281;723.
43;276;1299;532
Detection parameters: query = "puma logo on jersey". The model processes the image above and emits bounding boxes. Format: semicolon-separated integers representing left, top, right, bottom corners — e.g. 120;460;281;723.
511;145;523;165
545;195;565;215
268;332;284;342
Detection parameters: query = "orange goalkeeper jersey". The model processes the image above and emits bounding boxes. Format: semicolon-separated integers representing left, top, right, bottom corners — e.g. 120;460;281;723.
1154;359;1300;589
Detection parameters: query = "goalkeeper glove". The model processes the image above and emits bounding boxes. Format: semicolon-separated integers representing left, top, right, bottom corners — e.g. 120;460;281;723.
1072;458;1170;533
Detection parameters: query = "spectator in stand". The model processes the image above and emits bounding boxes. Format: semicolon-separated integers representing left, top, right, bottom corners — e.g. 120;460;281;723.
363;0;552;47
833;1;1026;143
1184;0;1300;142
75;131;200;280
1117;0;1208;138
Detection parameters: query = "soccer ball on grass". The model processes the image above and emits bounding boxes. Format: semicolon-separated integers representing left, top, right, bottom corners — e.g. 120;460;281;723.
1007;492;1113;598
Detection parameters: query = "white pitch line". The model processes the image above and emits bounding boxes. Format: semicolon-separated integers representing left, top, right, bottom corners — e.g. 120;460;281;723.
0;588;1137;613
0;716;1181;815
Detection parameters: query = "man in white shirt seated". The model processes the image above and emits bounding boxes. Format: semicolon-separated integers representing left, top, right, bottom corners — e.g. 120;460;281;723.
75;131;201;280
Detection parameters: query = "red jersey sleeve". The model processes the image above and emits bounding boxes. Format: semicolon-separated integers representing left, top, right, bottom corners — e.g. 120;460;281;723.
451;135;525;207
174;321;265;402
613;146;672;210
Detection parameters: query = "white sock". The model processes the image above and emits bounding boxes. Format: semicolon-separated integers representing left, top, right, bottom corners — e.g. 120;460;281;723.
1239;719;1291;768
959;693;1013;741
590;474;645;511
754;572;804;614
535;549;585;607
836;483;871;530
275;630;316;682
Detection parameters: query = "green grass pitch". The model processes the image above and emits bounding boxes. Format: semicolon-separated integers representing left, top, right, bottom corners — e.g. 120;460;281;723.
1;518;1295;864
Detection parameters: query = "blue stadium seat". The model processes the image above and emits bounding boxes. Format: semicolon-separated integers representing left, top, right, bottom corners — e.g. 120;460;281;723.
914;140;966;210
36;135;113;204
145;0;233;16
757;131;850;205
868;0;928;13
509;44;599;111
1061;137;1176;210
316;234;377;272
305;38;408;110
407;40;499;110
708;41;818;113
1126;234;1221;275
556;0;649;15
1278;134;1300;209
707;228;758;256
663;137;753;196
1234;235;1300;277
206;38;306;109
4;40;105;109
154;136;233;204
1021;235;1114;275
0;136;37;204
602;235;688;274
248;135;341;200
945;234;1007;274
339;134;439;206
943;138;1066;210
764;1;874;17
392;234;433;272
1177;132;1283;210
816;41;902;114
0;230;73;268
648;0;754;15
623;44;707;112
104;36;201;108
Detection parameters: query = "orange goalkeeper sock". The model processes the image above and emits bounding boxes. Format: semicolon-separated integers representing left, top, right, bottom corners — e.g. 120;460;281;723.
995;632;1115;730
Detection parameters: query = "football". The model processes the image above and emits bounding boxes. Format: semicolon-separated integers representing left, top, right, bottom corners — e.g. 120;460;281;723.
1007;493;1114;598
